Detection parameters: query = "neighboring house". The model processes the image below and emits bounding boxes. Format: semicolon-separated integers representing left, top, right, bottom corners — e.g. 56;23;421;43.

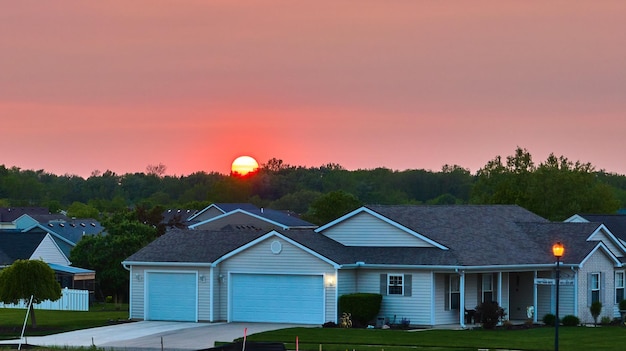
19;217;104;257
189;208;317;231
123;205;626;327
161;209;199;227
0;231;96;293
164;203;316;231
0;207;49;229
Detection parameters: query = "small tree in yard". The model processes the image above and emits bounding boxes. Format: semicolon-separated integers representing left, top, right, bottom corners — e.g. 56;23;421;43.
590;301;602;326
0;259;62;328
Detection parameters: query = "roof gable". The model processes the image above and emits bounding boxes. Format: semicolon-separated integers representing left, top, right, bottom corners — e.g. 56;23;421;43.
579;242;622;268
213;230;340;268
0;231;70;265
586;224;626;258
568;214;626;243
317;207;446;249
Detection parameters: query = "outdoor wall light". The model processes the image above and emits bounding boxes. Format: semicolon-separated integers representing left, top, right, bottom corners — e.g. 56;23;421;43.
199;274;205;282
218;274;225;284
135;273;143;281
325;275;336;288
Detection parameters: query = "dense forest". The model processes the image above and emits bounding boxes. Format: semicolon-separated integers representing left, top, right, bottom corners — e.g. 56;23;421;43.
1;148;625;222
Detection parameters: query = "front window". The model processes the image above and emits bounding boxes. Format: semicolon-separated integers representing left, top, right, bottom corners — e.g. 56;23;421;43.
482;274;493;302
388;274;404;295
591;273;600;303
450;275;460;310
616;272;624;304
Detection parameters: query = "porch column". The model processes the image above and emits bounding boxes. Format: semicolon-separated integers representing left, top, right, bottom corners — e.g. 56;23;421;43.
497;272;503;304
533;270;538;323
460;271;466;328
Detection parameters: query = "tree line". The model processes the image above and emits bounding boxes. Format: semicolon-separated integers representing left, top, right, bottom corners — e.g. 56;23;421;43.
1;147;625;222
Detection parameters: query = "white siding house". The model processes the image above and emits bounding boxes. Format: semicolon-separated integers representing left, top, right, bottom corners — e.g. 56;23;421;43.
124;205;626;328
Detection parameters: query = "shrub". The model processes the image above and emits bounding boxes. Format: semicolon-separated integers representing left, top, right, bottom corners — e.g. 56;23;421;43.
322;321;337;328
590;301;602;326
338;293;382;327
600;316;612;325
619;299;626;311
476;301;506;330
562;315;580;326
543;313;556;326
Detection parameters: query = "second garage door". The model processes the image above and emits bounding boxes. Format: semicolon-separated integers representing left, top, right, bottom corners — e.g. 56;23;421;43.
231;273;324;324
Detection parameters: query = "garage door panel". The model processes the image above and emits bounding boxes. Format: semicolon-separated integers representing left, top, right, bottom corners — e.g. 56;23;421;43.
231;274;323;324
147;272;197;322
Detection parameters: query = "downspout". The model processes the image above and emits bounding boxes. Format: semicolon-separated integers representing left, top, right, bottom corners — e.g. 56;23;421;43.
122;263;133;320
209;266;214;322
572;267;578;318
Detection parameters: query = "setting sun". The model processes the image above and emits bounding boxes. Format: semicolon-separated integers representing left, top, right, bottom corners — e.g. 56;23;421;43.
231;156;259;176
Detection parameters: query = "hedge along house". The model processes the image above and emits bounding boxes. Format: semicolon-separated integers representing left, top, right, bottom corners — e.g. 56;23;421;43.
122;205;626;327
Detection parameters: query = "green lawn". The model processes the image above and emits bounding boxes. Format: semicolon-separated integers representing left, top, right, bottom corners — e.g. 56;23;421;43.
244;326;626;351
0;303;129;339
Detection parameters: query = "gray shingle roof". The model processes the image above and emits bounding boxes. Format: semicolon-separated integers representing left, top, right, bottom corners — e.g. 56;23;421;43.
125;228;268;263
126;205;610;268
0;207;49;222
0;231;48;265
365;205;552;266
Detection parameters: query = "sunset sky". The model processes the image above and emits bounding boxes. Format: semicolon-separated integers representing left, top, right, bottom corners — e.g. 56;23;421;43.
2;1;625;178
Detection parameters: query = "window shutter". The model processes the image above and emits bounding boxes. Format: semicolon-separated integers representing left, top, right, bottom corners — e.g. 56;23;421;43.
444;274;450;311
404;274;412;297
380;274;387;295
493;273;498;302
587;273;592;306
601;272;605;305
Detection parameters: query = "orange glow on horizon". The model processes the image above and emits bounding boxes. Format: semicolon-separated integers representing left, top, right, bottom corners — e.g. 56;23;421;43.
231;155;259;176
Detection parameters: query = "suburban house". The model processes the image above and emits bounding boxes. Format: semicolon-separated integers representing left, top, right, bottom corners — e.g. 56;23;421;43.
0;231;95;294
122;205;626;327
163;203;317;231
0;206;103;257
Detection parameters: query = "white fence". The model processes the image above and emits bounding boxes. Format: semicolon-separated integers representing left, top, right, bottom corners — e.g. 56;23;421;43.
0;288;90;311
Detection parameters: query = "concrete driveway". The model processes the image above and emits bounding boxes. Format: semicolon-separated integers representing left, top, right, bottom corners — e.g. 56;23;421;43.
0;321;305;350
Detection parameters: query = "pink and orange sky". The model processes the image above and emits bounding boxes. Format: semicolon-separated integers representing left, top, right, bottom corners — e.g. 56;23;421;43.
2;1;625;178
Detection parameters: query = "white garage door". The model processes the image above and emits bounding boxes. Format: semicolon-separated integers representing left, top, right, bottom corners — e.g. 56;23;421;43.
146;272;197;322
231;274;324;324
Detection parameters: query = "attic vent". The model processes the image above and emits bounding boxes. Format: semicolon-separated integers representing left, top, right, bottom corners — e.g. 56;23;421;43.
270;240;282;254
70;223;76;227
91;223;96;227
48;223;53;227
59;223;64;227
81;223;86;227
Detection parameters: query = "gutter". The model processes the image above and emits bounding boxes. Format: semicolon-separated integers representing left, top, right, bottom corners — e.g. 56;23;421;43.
339;263;580;271
121;261;215;268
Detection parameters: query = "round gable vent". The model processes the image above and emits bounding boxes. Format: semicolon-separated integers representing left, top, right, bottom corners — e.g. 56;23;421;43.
271;240;282;254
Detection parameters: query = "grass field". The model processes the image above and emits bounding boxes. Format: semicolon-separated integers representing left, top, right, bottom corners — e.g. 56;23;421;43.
245;325;626;351
0;303;128;339
3;307;626;350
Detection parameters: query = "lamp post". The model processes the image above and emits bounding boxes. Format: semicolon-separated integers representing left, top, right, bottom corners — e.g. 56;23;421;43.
552;242;564;351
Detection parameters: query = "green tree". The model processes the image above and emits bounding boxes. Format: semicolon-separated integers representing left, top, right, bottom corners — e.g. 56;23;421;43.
66;201;100;219
70;210;158;301
303;190;362;225
471;148;619;220
0;259;61;328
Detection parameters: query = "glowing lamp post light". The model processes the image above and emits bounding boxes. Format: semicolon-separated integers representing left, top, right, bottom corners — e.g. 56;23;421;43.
552;242;564;351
